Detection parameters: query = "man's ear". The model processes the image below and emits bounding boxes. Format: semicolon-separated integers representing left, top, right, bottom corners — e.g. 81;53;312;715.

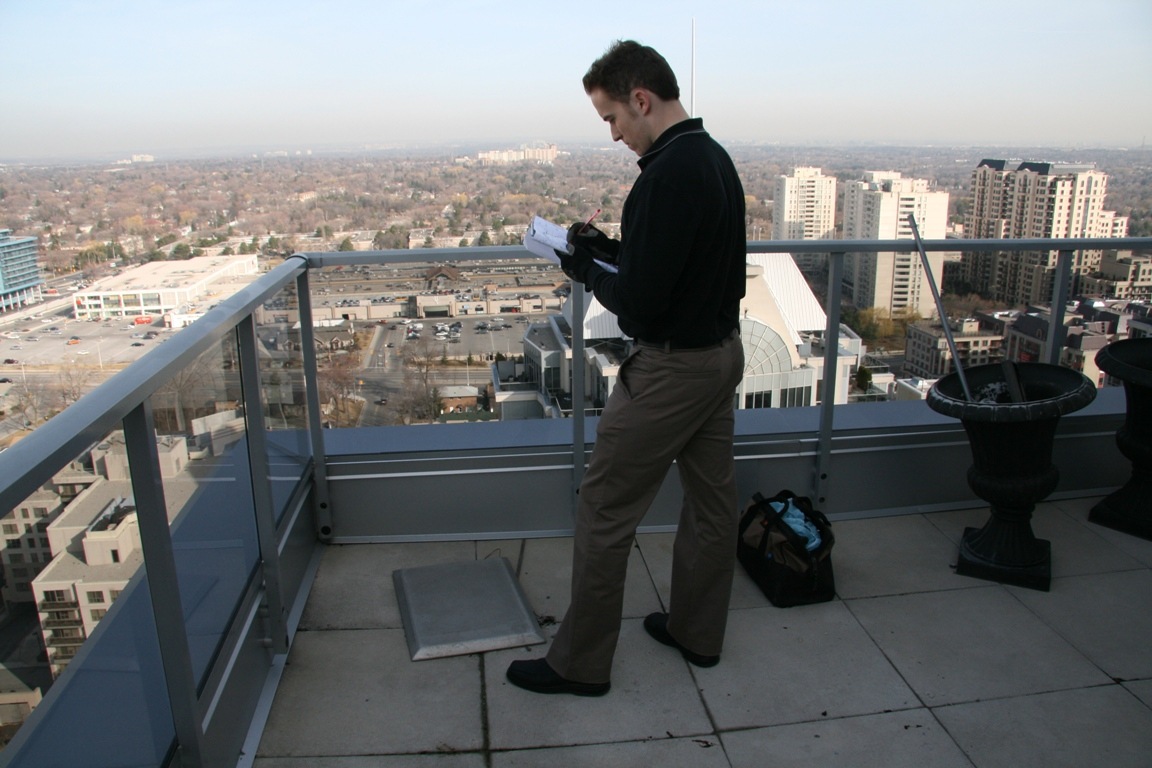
631;88;651;114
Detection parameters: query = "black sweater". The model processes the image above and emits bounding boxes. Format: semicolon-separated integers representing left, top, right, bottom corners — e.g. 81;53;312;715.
586;118;746;347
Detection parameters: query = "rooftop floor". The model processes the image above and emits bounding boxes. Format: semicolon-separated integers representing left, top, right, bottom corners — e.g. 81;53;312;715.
254;495;1152;767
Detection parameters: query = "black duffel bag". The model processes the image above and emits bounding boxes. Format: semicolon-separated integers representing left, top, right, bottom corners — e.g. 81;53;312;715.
737;490;836;607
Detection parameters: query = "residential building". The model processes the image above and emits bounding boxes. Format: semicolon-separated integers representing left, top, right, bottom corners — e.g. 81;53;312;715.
904;317;1003;379
1061;324;1112;387
477;143;558;166
1;488;64;604
1078;251;1152;302
0;229;45;313
957;160;1129;305
32;475;196;678
841;172;951;318
773;167;836;273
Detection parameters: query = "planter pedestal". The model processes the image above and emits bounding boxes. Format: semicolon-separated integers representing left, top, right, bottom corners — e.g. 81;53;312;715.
1090;338;1152;540
927;363;1096;591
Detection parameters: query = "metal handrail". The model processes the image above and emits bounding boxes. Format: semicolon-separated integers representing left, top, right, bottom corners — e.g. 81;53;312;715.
0;235;1147;768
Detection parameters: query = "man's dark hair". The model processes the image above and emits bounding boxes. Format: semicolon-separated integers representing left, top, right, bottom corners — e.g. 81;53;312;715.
582;40;680;103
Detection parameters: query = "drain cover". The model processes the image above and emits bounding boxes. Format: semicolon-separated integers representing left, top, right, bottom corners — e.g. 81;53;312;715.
393;557;546;661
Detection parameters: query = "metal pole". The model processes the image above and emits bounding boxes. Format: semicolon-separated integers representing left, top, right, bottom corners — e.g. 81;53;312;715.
295;267;334;540
1048;250;1073;366
908;214;973;401
236;316;289;655
123;401;204;767
814;252;844;506
571;282;586;509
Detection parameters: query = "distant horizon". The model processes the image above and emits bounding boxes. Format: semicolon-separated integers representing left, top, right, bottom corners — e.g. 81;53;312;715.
3;136;1150;168
3;1;1149;163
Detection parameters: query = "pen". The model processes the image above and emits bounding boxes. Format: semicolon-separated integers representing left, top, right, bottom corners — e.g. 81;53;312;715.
578;208;602;234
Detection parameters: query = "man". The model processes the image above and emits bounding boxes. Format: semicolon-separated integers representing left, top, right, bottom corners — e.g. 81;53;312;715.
506;40;747;696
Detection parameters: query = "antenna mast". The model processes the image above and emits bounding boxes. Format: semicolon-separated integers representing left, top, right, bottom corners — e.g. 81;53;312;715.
690;18;696;117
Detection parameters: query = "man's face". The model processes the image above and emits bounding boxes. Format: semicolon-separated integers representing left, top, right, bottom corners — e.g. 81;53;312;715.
589;88;651;156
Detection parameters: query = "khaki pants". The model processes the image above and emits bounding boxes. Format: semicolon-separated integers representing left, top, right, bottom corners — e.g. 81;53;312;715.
547;332;745;683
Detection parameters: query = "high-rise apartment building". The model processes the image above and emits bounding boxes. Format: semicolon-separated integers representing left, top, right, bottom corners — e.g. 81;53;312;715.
842;172;950;319
0;229;45;312
773;167;837;274
958;160;1128;305
773;167;837;241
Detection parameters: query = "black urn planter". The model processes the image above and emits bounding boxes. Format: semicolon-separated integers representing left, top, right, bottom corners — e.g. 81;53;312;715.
927;363;1096;591
1090;338;1152;540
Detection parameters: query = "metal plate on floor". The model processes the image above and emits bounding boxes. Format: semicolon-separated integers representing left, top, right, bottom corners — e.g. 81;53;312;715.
393;557;546;661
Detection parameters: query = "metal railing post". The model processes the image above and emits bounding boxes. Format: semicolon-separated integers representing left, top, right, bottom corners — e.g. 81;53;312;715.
294;266;334;540
570;281;586;510
814;252;845;506
1048;249;1074;366
123;401;204;768
236;317;289;655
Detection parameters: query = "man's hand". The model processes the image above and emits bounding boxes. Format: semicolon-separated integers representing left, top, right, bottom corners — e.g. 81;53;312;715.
566;222;619;265
556;245;596;286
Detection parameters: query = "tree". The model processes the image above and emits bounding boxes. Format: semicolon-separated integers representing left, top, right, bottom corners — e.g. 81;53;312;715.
395;337;443;424
153;356;218;434
316;354;360;427
58;367;95;408
855;366;873;392
337;237;355;251
5;379;54;431
477;230;493;246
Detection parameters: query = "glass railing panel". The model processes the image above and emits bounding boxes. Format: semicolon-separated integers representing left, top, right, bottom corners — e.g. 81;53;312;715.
12;426;179;765
8;574;175;766
13;434;130;683
255;278;313;520
147;332;260;690
301;256;562;426
306;255;564;426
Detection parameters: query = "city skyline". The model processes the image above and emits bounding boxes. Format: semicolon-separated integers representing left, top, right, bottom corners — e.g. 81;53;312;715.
2;0;1151;163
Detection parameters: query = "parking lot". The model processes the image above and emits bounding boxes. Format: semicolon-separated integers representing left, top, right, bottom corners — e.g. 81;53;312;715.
370;313;541;363
1;308;170;370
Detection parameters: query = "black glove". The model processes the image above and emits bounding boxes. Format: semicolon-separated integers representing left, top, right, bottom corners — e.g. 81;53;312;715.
566;222;619;265
555;244;596;288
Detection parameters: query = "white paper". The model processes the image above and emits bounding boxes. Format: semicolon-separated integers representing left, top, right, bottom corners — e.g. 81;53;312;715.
524;216;571;262
524;215;618;273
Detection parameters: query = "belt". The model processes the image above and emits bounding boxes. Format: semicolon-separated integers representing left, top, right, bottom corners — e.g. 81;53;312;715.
635;328;738;352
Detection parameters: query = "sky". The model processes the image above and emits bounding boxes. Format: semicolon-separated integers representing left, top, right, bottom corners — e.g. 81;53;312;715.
2;0;1150;162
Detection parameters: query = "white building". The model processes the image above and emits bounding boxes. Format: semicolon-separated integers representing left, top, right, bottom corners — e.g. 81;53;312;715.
512;255;860;417
72;254;259;321
773;167;837;275
842;172;951;319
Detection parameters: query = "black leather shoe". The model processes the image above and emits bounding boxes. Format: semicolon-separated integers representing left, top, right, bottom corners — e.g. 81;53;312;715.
643;612;720;668
506;658;610;697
